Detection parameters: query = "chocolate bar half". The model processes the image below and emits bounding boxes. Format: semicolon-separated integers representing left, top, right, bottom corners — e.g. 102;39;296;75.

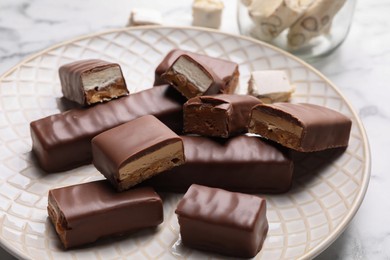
154;49;239;94
175;184;268;258
47;181;163;249
59;59;128;106
249;103;352;152
92;115;185;191
183;94;261;137
144;135;293;193
30;85;185;173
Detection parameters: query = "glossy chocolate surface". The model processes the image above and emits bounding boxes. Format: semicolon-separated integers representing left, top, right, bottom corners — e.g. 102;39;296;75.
144;135;293;193
154;49;239;94
47;181;163;249
59;59;128;105
175;184;268;258
30;85;185;172
250;103;352;152
184;94;261;137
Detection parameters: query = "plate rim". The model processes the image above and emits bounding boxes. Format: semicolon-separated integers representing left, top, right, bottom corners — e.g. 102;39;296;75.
0;25;371;260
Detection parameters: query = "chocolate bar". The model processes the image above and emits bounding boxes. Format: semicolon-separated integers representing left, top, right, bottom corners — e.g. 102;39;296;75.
59;59;128;106
183;94;261;137
249;103;352;152
175;184;268;258
144;135;293;193
154;49;239;94
47;181;163;249
92;115;185;191
30;85;185;173
161;54;224;99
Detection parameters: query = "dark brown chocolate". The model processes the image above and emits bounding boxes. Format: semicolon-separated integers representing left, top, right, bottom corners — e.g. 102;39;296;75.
47;180;163;249
59;59;128;106
249;103;352;152
175;184;268;258
143;135;293;193
154;49;239;94
183;94;261;138
92;115;185;191
30;85;185;173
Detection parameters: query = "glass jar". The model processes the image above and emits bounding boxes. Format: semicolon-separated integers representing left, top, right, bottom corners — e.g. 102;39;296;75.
237;0;357;61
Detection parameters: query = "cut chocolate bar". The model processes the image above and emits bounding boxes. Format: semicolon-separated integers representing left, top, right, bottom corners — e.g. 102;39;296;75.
59;59;128;106
183;94;261;137
92;115;185;191
175;184;268;258
30;85;185;173
249;103;352;152
161;54;224;99
143;135;293;193
154;49;239;94
47;181;163;249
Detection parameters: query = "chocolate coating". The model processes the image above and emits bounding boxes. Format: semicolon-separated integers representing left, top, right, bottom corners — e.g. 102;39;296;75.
144;135;293;193
175;184;268;258
30;85;185;173
92;115;185;191
59;59;128;106
249;103;352;152
184;94;261;137
47;181;163;249
154;49;239;94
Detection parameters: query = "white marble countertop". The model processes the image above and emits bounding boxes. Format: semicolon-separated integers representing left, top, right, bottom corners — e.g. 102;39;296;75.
0;0;389;259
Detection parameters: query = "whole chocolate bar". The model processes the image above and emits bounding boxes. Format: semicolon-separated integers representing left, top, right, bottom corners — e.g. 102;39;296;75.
184;94;261;137
154;49;239;94
249;103;352;152
161;54;225;99
59;59;128;106
144;135;293;193
92;115;185;191
47;181;163;249
30;85;185;173
175;184;268;258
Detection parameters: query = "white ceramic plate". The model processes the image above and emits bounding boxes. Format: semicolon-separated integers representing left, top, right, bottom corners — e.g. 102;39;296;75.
0;26;370;260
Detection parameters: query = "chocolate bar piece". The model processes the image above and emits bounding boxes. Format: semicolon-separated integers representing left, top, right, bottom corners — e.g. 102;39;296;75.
30;85;185;173
161;55;224;99
175;184;268;258
59;59;128;106
154;49;239;94
249;103;352;152
183;94;261;137
47;181;163;249
92;115;185;191
144;135;293;193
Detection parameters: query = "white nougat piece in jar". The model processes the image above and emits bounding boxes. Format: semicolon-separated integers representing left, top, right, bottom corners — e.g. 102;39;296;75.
192;0;224;29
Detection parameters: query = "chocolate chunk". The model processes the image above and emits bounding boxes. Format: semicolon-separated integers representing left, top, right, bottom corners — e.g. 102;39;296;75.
183;94;261;138
144;135;293;193
47;181;163;249
30;85;184;173
175;184;268;258
154;49;239;94
92;115;185;191
161;54;224;99
249;103;352;152
59;59;128;106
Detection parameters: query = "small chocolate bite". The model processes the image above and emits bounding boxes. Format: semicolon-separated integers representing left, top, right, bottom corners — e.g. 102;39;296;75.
154;49;239;94
183;94;261;138
175;184;269;258
249;103;352;152
59;59;128;106
30;85;184;173
92;115;185;191
47;181;163;249
143;135;293;193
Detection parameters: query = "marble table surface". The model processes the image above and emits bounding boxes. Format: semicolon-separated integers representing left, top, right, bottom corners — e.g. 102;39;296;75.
0;0;389;259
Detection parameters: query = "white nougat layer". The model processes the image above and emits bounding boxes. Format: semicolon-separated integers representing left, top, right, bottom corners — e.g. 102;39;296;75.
82;67;122;91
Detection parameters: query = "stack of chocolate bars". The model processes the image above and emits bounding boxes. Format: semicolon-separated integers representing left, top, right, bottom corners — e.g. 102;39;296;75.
30;49;352;257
